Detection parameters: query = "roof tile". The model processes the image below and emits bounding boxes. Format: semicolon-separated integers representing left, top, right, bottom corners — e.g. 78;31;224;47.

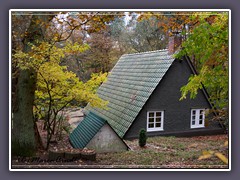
69;112;106;148
85;49;174;138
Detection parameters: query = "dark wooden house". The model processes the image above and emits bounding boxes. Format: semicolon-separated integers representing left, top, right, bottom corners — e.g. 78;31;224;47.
69;36;224;152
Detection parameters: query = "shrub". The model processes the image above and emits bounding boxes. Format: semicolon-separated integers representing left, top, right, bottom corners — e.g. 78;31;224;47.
139;129;147;147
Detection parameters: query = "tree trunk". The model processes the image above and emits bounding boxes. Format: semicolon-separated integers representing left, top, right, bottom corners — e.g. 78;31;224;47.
12;69;37;156
11;13;54;156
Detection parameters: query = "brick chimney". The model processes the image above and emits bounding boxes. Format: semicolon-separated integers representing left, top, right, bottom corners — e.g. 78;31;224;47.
168;33;182;55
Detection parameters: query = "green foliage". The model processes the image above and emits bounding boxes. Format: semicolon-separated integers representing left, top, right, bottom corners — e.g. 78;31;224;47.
139;129;147;147
176;12;229;115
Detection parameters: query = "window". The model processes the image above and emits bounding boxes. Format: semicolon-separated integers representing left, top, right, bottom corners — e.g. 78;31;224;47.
147;111;164;132
191;109;205;128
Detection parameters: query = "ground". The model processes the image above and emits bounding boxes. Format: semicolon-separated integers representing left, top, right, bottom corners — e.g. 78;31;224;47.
11;108;229;169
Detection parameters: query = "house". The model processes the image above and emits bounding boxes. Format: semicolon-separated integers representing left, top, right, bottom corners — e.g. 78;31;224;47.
69;35;224;152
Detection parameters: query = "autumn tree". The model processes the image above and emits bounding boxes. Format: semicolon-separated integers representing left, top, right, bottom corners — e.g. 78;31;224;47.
14;39;108;149
54;14;123;81
36;62;108;149
11;11;116;156
69;28;121;81
12;12;55;156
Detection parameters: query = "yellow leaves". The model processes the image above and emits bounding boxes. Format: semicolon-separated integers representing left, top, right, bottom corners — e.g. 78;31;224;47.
85;72;108;92
198;139;228;165
35;60;108;112
35;19;41;25
215;152;228;164
198;150;228;165
198;150;214;160
64;42;90;55
13;40;90;71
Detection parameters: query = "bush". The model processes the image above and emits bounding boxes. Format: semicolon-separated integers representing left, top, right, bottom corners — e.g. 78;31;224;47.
139;129;147;147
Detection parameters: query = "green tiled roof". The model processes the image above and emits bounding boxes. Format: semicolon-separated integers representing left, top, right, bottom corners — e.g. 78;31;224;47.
69;112;106;148
85;49;175;138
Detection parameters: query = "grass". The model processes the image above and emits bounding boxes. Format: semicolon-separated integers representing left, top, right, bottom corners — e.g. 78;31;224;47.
11;134;228;169
96;135;228;168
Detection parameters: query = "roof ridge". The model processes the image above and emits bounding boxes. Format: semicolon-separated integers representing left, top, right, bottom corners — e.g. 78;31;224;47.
122;49;168;57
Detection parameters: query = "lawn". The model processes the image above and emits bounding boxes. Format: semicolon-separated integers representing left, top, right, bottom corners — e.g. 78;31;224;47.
12;134;229;169
95;135;228;169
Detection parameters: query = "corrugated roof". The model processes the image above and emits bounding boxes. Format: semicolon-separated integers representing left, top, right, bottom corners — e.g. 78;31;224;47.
85;49;175;138
69;111;106;148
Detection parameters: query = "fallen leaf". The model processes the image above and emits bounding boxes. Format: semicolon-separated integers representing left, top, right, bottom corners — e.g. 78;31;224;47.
202;150;214;155
224;141;228;147
198;154;213;160
215;152;228;164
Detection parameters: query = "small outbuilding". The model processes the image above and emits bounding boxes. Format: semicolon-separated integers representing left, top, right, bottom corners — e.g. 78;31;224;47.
69;36;224;152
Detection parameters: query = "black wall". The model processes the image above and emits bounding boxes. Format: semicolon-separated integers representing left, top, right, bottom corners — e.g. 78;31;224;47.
124;58;224;139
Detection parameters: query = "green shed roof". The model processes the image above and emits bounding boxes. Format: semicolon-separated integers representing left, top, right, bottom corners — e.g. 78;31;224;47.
85;49;175;138
69;111;106;148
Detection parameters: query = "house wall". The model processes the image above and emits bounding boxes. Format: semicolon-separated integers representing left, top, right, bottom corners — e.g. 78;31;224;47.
124;58;224;139
86;123;128;153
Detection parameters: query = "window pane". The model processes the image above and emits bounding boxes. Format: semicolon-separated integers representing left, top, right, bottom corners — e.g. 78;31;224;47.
192;115;195;120
192;121;195;125
149;112;154;117
149;118;154;123
199;115;203;119
200;110;204;114
192;110;196;115
156;112;161;117
156;123;161;127
148;123;154;128
199;120;203;124
156;117;161;122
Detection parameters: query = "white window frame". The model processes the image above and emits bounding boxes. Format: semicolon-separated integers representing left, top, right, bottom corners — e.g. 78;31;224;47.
147;111;164;132
190;109;205;128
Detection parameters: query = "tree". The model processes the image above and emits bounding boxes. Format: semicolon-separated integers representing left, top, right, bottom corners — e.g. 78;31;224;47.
11;11;117;156
176;12;229;125
12;12;55;156
72;28;122;81
36;63;108;149
14;40;108;149
110;15;168;53
126;16;168;52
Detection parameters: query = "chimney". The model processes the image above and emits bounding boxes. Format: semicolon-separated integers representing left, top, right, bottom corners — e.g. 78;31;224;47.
168;33;182;55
